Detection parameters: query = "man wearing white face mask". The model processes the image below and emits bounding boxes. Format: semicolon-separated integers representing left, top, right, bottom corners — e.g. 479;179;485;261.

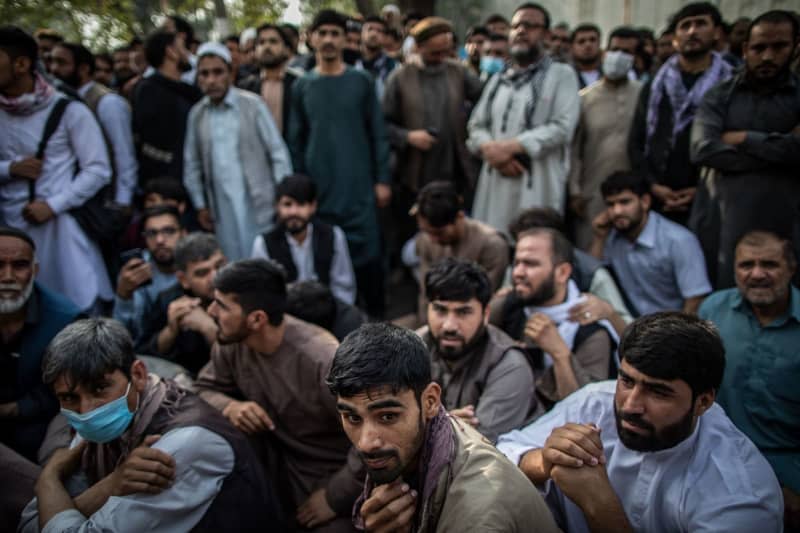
568;27;643;251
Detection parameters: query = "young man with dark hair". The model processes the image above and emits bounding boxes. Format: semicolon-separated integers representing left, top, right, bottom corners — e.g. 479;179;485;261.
111;44;136;89
480;33;510;78
49;41;138;208
139;233;225;375
699;230;800;529
548;21;571;61
498;311;783;532
490;227;617;408
194;258;363;532
628;1;732;226
416;258;537;441
33;29;63;73
285;280;366;341
464;25;490;75
484;13;511;36
590;171;711;315
113;205;186;347
570;23;603;88
0;25;114;313
132;30;202;184
691;9;800;288
655;27;675;67
356;15;398;99
18;318;281;532
289;9;390;318
161;14;197;83
184;42;291;261
468;2;579;232
327;322;559;532
569;26;642;250
93;52;113;87
252;173;356;305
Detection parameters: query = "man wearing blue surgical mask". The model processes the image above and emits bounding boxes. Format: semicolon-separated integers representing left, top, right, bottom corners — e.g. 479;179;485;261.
479;33;509;81
18;318;283;532
568;26;643;251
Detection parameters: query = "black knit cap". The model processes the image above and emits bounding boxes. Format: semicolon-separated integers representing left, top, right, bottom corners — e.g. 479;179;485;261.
310;9;347;33
0;226;36;250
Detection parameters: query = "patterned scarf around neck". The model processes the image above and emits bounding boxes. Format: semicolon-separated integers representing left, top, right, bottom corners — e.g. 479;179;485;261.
353;407;455;531
0;72;55;115
645;51;732;154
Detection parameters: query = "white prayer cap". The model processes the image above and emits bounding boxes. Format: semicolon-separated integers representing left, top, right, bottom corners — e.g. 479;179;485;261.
197;41;232;65
381;4;400;16
240;27;257;47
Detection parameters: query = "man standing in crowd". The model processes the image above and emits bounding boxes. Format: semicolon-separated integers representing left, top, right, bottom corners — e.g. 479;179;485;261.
569;27;643;250
48;42;138;207
591;171;711;315
132;30;202;183
113;206;185;347
498;312;784;532
691;10;800;287
0;26;113;313
33;29;62;72
328;322;559;533
468;3;579;232
139;233;225;375
92;52;113;88
724;17;751;67
484;13;511;37
548;22;571;62
111;44;136;90
464;25;490;76
570;23;603;88
356;16;398;99
0;227;80;462
18;318;281;532
289;10;390;318
238;23;299;138
184;42;291;261
491;228;617;408
417;258;537;442
252;174;356;305
699;230;799;530
655;27;676;67
195;259;363;532
628;2;732;226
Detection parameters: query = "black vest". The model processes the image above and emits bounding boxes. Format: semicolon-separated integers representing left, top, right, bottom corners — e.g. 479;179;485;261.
263;221;334;285
146;385;285;532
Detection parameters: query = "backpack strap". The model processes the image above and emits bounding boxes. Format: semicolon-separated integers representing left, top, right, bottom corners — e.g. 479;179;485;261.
28;97;71;202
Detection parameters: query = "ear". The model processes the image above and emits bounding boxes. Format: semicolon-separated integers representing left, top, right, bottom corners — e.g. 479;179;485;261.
482;304;490;326
14;56;31;76
246;309;268;331
641;192;652;211
693;390;715;417
130;359;149;394
176;270;190;290
310;200;318;213
420;382;441;420
554;261;572;285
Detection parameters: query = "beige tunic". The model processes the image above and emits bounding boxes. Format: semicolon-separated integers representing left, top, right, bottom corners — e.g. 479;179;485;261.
568;78;642;250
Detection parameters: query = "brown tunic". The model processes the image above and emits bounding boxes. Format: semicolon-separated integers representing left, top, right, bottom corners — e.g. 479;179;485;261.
194;315;361;529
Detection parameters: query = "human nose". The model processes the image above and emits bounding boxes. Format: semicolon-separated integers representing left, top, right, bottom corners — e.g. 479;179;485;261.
621;385;646;414
357;421;383;452
441;312;458;332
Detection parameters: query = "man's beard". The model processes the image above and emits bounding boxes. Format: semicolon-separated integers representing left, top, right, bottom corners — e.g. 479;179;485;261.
282;217;309;236
613;209;644;238
432;323;486;361
680;39;713;59
0;277;35;314
360;409;426;485
575;54;600;67
151;247;174;268
57;70;82;89
260;54;287;69
614;401;695;452
511;42;541;65
514;271;557;307
215;318;249;345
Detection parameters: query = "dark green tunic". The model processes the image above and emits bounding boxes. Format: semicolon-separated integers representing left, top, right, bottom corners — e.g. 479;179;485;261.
288;67;390;266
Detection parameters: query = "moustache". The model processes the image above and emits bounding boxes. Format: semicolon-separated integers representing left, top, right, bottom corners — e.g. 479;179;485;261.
0;283;22;291
360;449;398;461
618;412;654;432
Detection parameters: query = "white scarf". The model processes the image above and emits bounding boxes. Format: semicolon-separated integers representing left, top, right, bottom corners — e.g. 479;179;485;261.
525;280;620;367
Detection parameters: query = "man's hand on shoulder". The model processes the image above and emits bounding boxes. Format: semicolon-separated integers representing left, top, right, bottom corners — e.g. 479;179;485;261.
360;479;417;533
111;435;176;496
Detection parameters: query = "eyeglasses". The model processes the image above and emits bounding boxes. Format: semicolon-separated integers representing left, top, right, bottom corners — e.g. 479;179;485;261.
511;22;546;31
143;227;179;239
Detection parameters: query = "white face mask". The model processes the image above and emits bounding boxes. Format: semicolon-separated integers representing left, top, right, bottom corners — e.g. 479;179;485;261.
602;50;634;81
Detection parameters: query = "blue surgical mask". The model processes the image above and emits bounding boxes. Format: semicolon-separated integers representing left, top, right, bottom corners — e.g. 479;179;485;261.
480;56;505;75
61;382;136;443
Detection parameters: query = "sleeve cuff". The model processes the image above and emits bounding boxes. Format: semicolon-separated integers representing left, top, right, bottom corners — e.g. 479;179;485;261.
0;160;12;179
42;509;87;533
46;193;72;215
495;436;536;467
114;187;135;206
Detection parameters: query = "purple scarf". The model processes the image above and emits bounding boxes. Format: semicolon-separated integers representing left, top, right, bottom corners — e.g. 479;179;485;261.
353;407;455;531
0;72;55;115
645;52;732;154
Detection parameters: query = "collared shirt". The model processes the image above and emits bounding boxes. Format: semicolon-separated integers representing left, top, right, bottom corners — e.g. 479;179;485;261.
699;285;800;492
603;211;711;315
251;223;357;304
497;381;784;533
78;81;138;205
18;426;234;533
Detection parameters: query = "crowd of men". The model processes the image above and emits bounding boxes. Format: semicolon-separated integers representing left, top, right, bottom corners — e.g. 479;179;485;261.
0;1;798;531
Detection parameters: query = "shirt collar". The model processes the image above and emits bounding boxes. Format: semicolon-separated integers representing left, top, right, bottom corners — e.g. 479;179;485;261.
634;212;658;248
207;87;237;109
77;81;94;98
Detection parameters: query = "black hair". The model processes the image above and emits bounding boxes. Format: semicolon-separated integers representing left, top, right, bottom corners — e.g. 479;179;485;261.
466;25;490;40
363;15;388;29
513;3;551;29
347;19;363;33
517;227;574;268
484;13;510;26
311;10;348;33
0;26;38;73
415;181;463;227
140;204;182;229
508;207;565;239
600;170;650;198
747;10;799;42
0;225;36;251
403;12;424;26
327;322;432;399
143;177;188;204
488;33;509;43
145;30;176;68
286;280;336;332
95;52;113;67
214;259;287;326
280;23;300;52
56;42;95;75
670;2;723;29
608;26;642;47
256;23;292;48
174;232;219;272
168;15;195;44
223;34;240;46
570;23;601;43
736;229;798;271
620;312;725;398
425;258;491;308
275;174;316;204
129;36;143;47
385;27;402;42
